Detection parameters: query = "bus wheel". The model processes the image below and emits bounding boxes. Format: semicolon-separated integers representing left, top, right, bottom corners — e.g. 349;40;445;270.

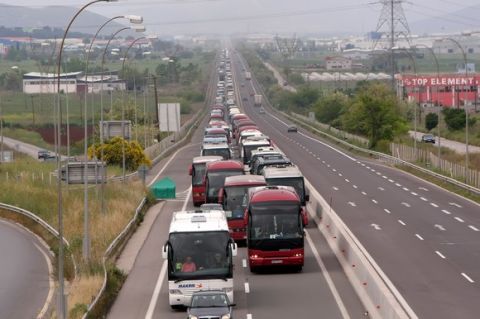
171;305;183;310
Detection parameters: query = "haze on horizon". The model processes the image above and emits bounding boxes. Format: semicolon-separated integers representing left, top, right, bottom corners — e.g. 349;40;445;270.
1;0;480;36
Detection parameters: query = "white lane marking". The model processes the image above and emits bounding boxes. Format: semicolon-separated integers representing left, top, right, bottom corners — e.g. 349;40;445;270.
468;225;480;231
372;199;378;204
461;273;475;283
415;234;424;241
419;187;429;191
242;259;247;268
454;217;465;223
247;314;253;319
420;197;428;202
371;223;381;230
333;187;339;191
348;202;356;207
401;202;411;208
398;220;406;226
430;203;439;208
145;261;168;319
327;164;331;168
378;187;385;191
244;282;250;294
305;231;351;319
403;187;409;191
434;224;446;231
34;243;54;319
411;192;418;196
442;209;452;215
435;251;446;259
345;179;350;183
353;185;358;189
449;202;462;208
361;163;366;167
384;208;391;214
376;172;382;176
333;168;337;172
371;169;376;172
361;191;367;196
388;179;394;183
366;166;370;169
382;175;388;179
338;173;343;177
394;183;401;187
145;187;191;319
322;160;325;164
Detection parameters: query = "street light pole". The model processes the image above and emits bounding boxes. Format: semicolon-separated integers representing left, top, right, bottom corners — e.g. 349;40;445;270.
444;38;469;178
121;36;147;182
55;2;117;317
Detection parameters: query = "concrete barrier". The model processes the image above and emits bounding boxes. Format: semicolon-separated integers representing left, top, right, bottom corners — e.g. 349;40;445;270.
305;179;418;319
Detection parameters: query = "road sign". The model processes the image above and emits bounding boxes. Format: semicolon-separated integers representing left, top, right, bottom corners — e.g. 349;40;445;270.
100;120;131;140
60;161;106;184
0;151;13;163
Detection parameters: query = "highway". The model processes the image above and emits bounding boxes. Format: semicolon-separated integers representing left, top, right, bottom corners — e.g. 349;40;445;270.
108;56;365;318
0;218;53;319
233;50;480;318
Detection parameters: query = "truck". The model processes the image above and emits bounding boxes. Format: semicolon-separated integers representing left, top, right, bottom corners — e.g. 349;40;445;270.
254;94;262;107
245;71;251;80
162;210;238;308
244;186;305;272
189;156;223;206
219;175;267;241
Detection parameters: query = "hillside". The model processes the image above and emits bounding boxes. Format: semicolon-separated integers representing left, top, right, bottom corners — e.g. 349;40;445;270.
410;4;480;34
0;3;126;36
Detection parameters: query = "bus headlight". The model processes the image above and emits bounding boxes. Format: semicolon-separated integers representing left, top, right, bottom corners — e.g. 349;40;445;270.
169;289;182;294
189;316;198;319
221;315;231;319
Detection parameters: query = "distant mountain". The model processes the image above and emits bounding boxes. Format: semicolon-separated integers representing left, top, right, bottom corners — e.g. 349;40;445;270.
410;4;480;35
0;3;127;36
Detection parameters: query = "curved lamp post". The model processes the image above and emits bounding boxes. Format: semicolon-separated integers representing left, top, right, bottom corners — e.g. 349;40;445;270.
442;37;469;176
82;16;143;257
121;36;148;182
55;2;118;317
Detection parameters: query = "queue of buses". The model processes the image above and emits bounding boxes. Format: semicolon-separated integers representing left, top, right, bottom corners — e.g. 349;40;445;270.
162;49;309;309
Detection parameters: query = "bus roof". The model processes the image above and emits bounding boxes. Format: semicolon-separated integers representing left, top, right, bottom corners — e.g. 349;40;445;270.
206;160;244;170
192;156;223;164
262;164;303;179
248;186;299;203
169;210;229;233
202;142;229;150
224;175;266;187
242;138;271;146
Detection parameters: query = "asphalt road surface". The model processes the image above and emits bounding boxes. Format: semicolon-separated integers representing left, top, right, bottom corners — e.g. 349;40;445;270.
234;50;480;319
0;218;52;319
108;56;365;319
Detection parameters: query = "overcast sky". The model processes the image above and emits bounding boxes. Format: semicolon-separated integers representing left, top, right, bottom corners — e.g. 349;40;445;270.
1;0;480;35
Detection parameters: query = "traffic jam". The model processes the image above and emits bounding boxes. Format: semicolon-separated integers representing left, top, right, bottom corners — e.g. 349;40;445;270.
163;49;310;316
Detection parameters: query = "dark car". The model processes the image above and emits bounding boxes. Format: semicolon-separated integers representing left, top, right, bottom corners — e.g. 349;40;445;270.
187;290;234;319
287;125;298;133
421;134;435;143
38;149;52;160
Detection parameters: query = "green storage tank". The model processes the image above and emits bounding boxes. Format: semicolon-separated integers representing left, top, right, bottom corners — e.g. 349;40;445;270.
151;177;176;199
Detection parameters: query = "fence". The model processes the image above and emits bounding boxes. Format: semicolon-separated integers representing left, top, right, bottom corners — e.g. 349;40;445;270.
390;143;480;188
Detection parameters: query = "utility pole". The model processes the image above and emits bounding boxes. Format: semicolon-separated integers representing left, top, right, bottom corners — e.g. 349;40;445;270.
0;94;3;164
152;74;159;125
372;0;411;88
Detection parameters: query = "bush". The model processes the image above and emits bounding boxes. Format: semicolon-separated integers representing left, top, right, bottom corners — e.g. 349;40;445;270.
442;108;465;131
425;112;438;131
88;137;151;171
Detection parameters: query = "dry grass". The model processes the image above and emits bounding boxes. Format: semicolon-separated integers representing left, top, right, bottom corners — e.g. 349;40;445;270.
0;154;145;317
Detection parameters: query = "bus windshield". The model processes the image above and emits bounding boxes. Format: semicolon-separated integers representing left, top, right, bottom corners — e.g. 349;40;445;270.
224;186;249;220
203;148;231;160
192;163;206;186
168;231;232;280
266;177;305;204
243;143;270;164
207;170;243;199
249;202;302;240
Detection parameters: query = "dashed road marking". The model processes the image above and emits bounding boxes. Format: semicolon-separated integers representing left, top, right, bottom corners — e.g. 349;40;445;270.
468;225;479;231
388;179;394;183
247;314;253;319
411;192;418;196
462;273;475;283
419;187;429;191
395;183;401;187
384;208;391;214
345;179;350;183
454;217;465;223
420;197;428;202
401;202;411;208
435;251;446;259
361;191;367;196
242;259;247;268
430;203;439;208
333;187;339;191
449;202;462;208
376;172;382;176
398;220;406;226
378;187;385;191
403;187;409;191
244;282;250;293
442;209;452;215
372;199;378;204
338;173;343;177
415;234;424;241
348;202;357;207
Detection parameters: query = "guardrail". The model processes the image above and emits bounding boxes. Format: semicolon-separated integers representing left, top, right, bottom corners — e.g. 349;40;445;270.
305;180;418;319
82;197;146;319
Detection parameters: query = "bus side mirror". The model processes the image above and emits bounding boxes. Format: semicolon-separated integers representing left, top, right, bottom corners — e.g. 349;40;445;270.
162;244;168;259
231;242;238;257
305;194;310;202
218;188;224;204
188;165;193;176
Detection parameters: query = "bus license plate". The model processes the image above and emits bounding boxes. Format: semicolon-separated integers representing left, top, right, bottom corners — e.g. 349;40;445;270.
271;260;283;264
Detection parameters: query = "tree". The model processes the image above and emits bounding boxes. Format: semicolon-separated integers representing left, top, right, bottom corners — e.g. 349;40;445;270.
442;108;465;131
314;92;349;126
425;113;438;131
342;83;407;148
63;57;85;72
3;71;22;91
290;87;320;109
88;137;151;171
